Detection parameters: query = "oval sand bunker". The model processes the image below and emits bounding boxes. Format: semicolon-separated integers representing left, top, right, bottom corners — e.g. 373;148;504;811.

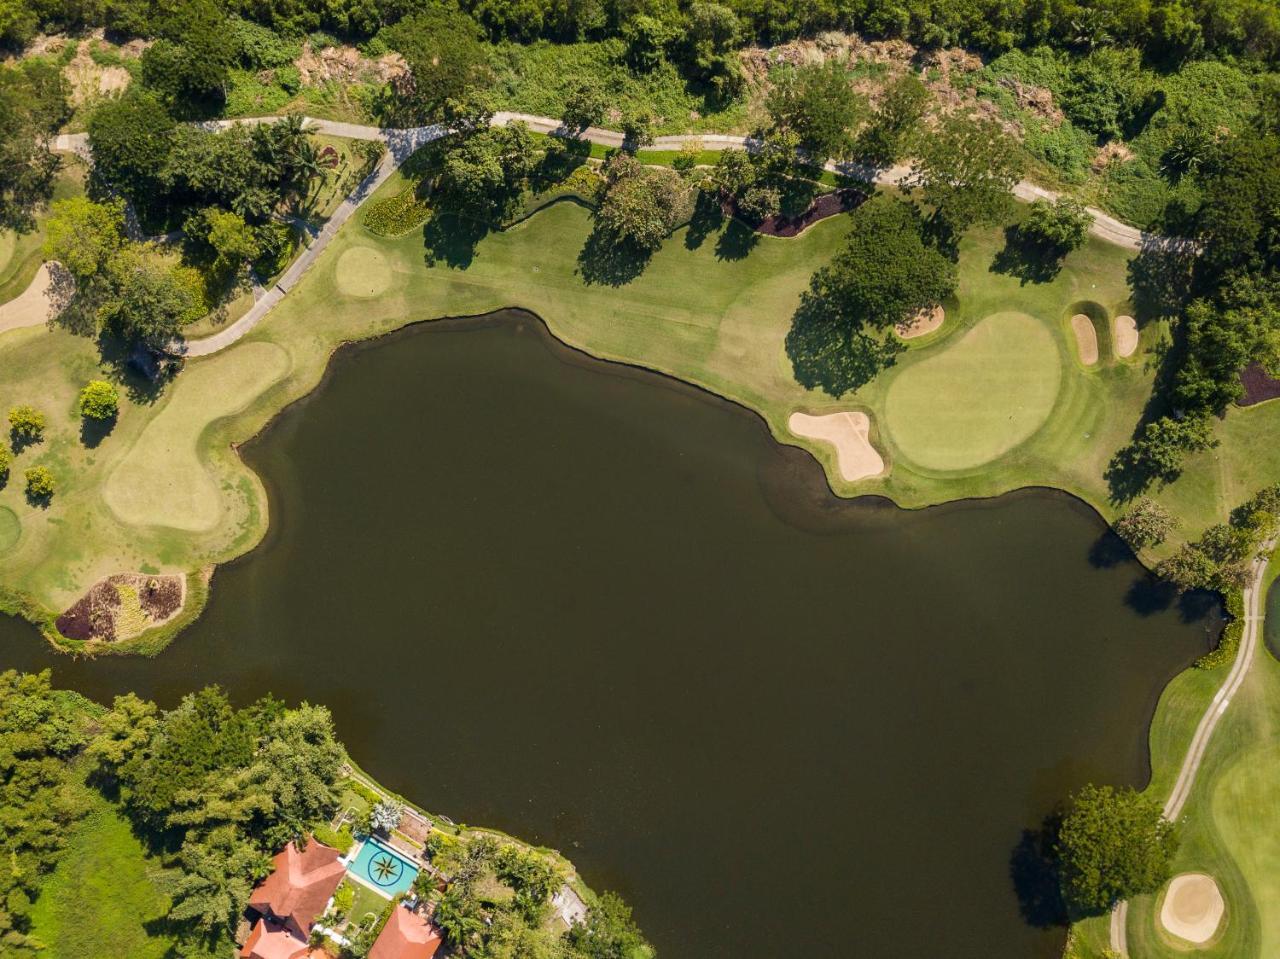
896;304;945;339
789;411;885;481
1114;314;1138;358
1160;873;1225;945
335;246;392;298
1070;313;1099;365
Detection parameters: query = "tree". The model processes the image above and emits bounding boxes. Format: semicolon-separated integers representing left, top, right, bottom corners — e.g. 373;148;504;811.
1114;498;1176;548
185;207;260;281
87;692;159;785
163;825;270;939
9;404;44;444
564;891;653;959
0;442;9;484
908;113;1025;238
621;108;656;149
42;197;126;283
562;78;607;134
1130;414;1217;484
857;72;928;165
766;59;867;163
738;183;781;221
1056;783;1178;915
98;246;206;349
594;155;691;251
677;2;742;98
370;799;403;834
24;466;54;500
86;90;176;204
77;380;120;421
0;60;71;231
1020;197;1092;252
787;197;956;396
1154;542;1219;591
435;122;538;222
433;886;484;949
384;9;492;120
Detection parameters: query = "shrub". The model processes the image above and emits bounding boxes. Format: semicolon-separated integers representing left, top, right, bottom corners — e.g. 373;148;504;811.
78;381;120;421
350;780;381;806
24;466;54;500
363;189;432;237
8;405;45;442
314;824;355;854
330;882;355;920
1021;197;1091;251
0;443;10;483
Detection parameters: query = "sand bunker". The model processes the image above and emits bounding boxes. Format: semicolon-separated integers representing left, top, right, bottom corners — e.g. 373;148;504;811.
1160;873;1225;945
1113;314;1138;358
0;263;59;336
896;304;945;339
1070;313;1098;365
335;246;392;298
788;411;885;481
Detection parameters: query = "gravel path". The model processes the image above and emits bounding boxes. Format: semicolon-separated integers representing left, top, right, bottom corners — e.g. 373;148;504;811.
1109;544;1275;955
52;112;1185;357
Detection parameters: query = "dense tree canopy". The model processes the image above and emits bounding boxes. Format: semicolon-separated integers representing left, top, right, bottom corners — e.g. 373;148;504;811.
0;60;70;230
594;153;693;251
766;60;867;163
1056;784;1178;915
908;113;1024;238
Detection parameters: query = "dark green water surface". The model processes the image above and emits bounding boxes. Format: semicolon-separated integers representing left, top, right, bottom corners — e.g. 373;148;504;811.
0;312;1218;959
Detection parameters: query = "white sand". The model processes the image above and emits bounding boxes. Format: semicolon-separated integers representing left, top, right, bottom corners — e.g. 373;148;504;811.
788;411;885;481
1113;314;1138;358
1070;313;1098;365
1160;873;1225;945
896;304;945;339
0;263;59;336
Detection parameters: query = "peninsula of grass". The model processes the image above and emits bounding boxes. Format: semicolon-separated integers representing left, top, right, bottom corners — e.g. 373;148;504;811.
1;162;1278;651
1071;559;1280;959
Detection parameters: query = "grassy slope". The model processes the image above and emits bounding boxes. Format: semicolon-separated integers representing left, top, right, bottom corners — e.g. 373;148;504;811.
27;771;183;959
1073;561;1280;959
0;170;1277;638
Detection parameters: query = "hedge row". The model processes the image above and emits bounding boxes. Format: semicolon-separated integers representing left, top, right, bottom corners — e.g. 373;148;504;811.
1195;588;1247;670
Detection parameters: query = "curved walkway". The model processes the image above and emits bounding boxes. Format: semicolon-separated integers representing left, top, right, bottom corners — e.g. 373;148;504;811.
1109;544;1275;955
51;111;1182;357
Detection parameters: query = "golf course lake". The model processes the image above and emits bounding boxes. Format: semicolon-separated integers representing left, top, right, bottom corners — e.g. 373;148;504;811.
0;311;1220;959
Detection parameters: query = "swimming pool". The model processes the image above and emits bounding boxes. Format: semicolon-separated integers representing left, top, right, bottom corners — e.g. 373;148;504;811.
346;838;419;897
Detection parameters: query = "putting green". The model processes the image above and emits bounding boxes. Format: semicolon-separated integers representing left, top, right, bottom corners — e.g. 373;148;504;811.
883;311;1063;471
0;506;19;553
335;245;392;298
103;342;289;532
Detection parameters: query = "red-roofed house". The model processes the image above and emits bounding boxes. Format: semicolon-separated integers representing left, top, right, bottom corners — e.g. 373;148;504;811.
240;918;334;959
247;840;347;941
368;905;443;959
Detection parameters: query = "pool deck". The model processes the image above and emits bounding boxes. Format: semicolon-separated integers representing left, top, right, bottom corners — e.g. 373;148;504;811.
343;836;423;899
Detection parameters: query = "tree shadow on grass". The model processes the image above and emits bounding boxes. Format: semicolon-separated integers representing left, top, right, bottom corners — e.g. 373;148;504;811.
576;228;652;287
714;219;759;261
422;213;490;271
990;226;1065;285
80;414;116;449
784;293;903;397
1009;812;1069;929
684;192;724;251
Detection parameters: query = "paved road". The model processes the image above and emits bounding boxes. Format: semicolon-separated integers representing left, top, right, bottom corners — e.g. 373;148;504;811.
1109;545;1275;955
53;111;1181;356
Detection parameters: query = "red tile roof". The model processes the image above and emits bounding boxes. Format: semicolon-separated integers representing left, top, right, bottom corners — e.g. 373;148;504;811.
369;906;443;959
240;918;334;959
248;840;346;938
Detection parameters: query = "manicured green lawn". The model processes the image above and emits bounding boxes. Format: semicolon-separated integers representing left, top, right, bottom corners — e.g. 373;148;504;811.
883;311;1062;470
27;775;184;959
1;163;1277;646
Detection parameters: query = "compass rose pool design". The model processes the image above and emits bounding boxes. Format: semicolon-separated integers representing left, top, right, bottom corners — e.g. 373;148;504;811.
346;837;419;897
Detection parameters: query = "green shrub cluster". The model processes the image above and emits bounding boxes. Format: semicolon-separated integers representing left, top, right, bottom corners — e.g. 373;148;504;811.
313;823;355;853
1195;589;1246;669
363;188;431;236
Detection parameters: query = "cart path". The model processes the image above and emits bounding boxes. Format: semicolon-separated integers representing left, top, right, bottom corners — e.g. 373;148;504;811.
50;112;1188;357
1109;545;1274;955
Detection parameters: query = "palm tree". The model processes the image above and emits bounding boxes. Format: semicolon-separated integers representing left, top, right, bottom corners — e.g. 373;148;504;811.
433;888;484;951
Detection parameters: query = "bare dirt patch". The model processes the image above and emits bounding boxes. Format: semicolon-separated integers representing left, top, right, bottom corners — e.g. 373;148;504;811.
1070;313;1098;365
788;410;885;481
1113;314;1138;358
1160;873;1225;945
56;573;185;643
295;42;406;86
1093;141;1136;172
896;304;945;339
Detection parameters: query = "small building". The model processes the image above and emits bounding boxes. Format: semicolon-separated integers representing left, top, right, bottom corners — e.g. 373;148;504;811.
368;904;443;959
247;840;347;941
